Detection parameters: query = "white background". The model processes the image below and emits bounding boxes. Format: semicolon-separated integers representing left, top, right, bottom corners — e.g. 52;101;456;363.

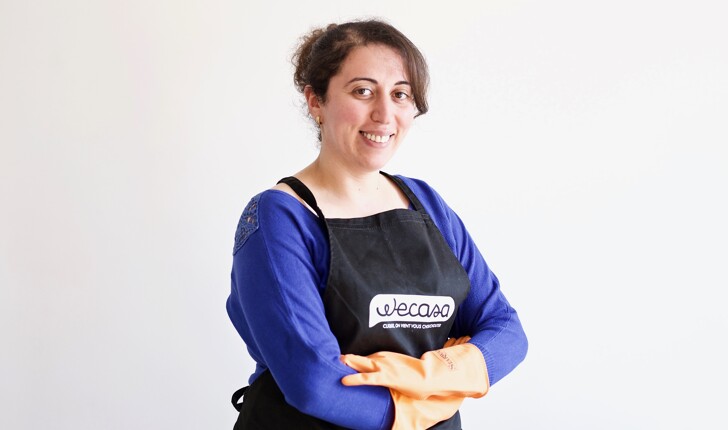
2;1;727;429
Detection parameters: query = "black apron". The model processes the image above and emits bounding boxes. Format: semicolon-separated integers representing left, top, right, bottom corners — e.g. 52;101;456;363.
232;173;471;429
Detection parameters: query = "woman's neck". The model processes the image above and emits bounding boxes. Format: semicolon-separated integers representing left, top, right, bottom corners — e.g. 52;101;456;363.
293;158;407;218
302;159;382;195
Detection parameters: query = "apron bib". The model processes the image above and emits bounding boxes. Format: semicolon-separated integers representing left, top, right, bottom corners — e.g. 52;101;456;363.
233;173;471;429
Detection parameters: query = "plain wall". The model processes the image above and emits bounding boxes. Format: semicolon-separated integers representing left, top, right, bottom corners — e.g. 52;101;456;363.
2;1;727;428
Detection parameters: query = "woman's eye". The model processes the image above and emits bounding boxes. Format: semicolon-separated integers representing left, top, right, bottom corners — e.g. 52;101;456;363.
394;91;410;100
355;88;373;96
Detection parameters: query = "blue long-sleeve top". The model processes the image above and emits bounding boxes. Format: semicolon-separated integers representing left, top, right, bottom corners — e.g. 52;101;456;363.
227;176;528;430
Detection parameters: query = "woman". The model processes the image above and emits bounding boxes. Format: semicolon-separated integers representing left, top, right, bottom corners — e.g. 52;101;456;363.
227;19;527;430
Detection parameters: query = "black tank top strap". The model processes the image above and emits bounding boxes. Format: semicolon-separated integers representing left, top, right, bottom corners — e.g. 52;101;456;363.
379;171;426;214
277;177;327;221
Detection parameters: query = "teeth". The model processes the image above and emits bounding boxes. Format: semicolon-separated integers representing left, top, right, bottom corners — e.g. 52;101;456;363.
363;132;392;143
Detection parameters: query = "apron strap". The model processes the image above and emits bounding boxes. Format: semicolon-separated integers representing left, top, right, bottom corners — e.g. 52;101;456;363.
379;172;427;213
231;386;249;412
279;173;427;215
277;177;327;221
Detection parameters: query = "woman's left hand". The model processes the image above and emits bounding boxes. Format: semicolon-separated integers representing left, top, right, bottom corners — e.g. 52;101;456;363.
340;337;489;400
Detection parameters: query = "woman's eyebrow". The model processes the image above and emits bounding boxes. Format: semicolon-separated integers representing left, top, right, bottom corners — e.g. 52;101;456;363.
346;77;411;86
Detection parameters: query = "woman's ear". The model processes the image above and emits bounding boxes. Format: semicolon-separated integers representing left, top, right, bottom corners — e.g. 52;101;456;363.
304;85;322;118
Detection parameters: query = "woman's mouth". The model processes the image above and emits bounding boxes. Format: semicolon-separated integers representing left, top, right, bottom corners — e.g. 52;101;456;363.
360;131;394;143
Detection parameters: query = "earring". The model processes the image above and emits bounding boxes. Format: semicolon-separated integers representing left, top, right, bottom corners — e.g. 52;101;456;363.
316;116;322;126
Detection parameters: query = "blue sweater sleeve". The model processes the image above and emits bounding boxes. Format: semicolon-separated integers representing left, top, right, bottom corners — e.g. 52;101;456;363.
226;191;393;430
399;177;528;385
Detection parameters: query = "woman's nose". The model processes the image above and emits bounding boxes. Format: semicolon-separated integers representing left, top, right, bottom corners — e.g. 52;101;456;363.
371;96;393;124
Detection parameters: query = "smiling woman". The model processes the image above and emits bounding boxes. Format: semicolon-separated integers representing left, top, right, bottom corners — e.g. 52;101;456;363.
226;19;528;430
305;44;416;186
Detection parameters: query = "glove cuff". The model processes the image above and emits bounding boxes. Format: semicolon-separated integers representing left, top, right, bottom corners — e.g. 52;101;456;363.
461;343;489;398
428;343;489;398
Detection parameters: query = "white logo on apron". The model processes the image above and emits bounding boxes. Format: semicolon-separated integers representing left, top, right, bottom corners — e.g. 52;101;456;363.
368;294;455;328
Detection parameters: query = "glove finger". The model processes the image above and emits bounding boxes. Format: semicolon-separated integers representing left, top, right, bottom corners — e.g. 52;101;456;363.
341;371;384;387
452;336;472;346
458;336;472;345
442;336;471;348
341;354;378;372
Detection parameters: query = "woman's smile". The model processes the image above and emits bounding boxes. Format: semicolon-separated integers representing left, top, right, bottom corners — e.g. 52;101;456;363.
360;131;395;144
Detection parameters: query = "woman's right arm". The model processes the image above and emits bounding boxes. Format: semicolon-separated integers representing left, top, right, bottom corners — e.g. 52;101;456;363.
226;191;394;430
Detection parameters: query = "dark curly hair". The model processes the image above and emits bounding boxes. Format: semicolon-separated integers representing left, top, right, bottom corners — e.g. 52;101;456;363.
292;19;430;119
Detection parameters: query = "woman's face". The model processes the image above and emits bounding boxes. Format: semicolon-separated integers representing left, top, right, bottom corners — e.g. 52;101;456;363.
309;44;417;174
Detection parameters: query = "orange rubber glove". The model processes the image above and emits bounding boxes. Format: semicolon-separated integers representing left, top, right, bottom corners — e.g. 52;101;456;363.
442;336;472;348
341;337;489;400
388;390;463;430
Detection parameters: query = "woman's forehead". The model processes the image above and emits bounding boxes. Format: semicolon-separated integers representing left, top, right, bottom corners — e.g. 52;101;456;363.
335;45;409;84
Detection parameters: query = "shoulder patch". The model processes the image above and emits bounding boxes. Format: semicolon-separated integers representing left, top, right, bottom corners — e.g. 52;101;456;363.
233;194;261;255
